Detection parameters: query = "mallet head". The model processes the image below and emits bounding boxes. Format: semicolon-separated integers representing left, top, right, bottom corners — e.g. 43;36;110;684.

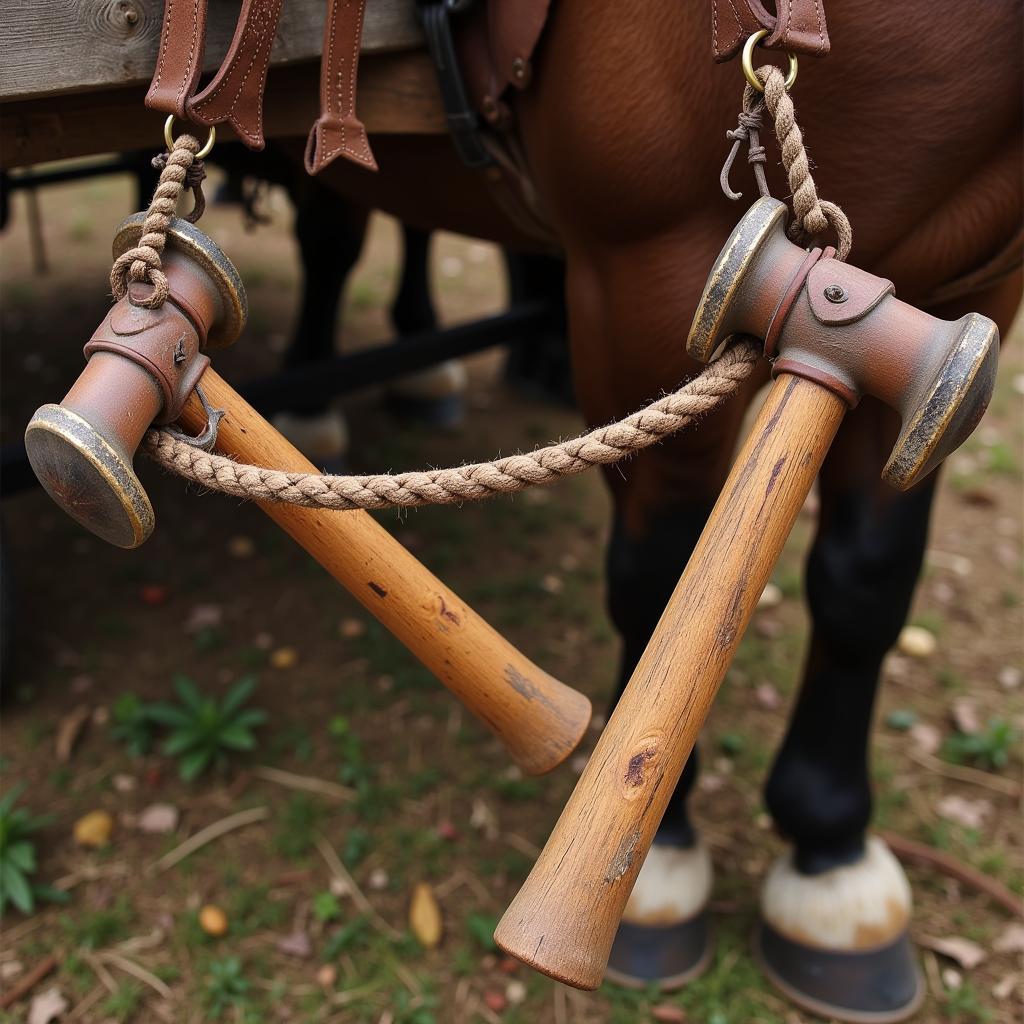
688;197;999;489
24;216;246;548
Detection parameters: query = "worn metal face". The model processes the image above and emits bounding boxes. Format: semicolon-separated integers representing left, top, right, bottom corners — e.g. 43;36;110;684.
686;199;1000;490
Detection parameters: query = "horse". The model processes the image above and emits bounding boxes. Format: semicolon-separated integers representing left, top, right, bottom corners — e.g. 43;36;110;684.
15;0;1023;1017
288;2;1021;1017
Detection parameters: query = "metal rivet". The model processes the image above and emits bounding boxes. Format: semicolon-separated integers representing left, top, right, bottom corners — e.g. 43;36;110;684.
824;284;848;304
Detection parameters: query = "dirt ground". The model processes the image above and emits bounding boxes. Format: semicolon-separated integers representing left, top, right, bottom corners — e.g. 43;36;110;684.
0;170;1021;1024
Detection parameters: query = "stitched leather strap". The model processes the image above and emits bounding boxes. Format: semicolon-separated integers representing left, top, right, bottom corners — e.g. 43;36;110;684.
712;0;829;62
305;0;377;174
146;0;209;118
146;0;285;151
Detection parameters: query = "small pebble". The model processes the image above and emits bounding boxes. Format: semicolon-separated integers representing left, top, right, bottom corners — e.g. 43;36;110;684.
339;618;366;639
112;772;138;793
498;957;520;975
570;754;589;775
73;810;113;848
140;584;169;606
942;967;963;991
368;868;389;891
482;990;507;1013
757;582;782;609
199;904;229;937
254;632;274;650
897;625;936;659
540;574;564;595
505;980;527;1005
316;964;337;988
92;706;109;726
137;803;179;834
754;682;781;710
998;666;1022;691
227;535;255;559
270;647;298;670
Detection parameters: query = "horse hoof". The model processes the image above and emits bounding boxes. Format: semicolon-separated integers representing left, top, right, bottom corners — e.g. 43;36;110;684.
605;836;714;990
272;409;349;465
387;360;467;429
757;836;924;1023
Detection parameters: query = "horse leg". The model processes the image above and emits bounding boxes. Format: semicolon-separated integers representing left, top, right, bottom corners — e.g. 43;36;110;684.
387;225;467;428
558;229;769;988
274;178;368;463
758;278;1021;1023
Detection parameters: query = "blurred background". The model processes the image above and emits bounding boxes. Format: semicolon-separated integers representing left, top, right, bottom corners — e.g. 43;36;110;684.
0;161;1021;1024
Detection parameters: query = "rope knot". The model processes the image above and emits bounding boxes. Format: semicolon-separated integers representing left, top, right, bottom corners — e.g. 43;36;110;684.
110;133;206;309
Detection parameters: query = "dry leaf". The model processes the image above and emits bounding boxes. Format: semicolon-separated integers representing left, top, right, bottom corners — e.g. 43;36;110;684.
950;697;981;735
408;882;443;949
936;795;992;830
199;905;229;937
992;973;1020;1001
651;1006;687;1023
73;810;113;848
276;930;312;958
993;923;1024;955
28;987;68;1024
55;704;91;763
920;934;986;970
469;798;499;840
137;804;179;835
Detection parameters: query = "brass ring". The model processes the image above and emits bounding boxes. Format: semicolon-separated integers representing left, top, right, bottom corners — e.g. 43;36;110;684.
742;29;798;92
163;114;216;159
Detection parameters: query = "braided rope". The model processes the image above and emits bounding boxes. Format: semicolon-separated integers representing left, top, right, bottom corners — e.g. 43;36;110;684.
143;339;761;510
749;66;852;260
110;134;205;308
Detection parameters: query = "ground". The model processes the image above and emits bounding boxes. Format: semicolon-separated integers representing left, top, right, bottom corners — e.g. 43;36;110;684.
0;169;1021;1024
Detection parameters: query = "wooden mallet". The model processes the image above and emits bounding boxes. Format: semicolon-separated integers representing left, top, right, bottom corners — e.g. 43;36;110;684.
24;215;591;777
493;196;999;986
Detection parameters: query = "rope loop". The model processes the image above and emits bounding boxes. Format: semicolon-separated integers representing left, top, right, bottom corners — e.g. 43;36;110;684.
740;66;853;261
144;339;762;511
110;133;207;308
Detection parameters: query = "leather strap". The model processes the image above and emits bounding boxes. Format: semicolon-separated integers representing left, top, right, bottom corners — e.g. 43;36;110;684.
712;0;829;62
146;0;285;151
305;0;377;174
146;0;209;118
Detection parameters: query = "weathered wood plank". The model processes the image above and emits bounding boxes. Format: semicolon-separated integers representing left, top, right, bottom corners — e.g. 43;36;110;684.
0;52;445;169
0;0;422;101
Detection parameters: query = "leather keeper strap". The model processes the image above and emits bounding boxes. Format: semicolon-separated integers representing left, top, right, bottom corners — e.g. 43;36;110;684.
145;0;285;151
305;0;377;173
712;0;830;62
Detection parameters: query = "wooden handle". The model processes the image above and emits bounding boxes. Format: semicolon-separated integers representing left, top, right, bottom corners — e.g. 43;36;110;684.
178;370;591;776
493;375;847;985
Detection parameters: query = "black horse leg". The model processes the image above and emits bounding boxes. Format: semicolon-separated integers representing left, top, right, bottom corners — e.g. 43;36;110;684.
387;225;466;426
758;398;936;1021
391;224;437;335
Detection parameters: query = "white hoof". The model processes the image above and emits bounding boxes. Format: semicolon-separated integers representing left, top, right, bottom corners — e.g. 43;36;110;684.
762;836;912;951
389;359;468;401
272;409;349;463
621;838;713;927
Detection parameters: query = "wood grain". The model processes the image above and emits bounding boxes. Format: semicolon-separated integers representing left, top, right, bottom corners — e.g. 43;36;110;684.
0;53;445;169
493;375;847;986
177;370;592;777
0;0;422;101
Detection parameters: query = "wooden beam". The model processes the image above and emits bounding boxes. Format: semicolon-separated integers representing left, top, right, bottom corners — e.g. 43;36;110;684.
0;53;445;169
0;0;422;102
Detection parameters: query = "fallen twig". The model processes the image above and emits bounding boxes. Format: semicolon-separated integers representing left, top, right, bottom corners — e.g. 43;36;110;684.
253;765;355;802
314;835;400;939
0;953;57;1009
152;806;269;874
883;831;1024;917
906;748;1021;797
95;950;173;1000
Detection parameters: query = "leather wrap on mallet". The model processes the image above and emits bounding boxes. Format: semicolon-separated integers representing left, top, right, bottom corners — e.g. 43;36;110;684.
493;197;998;987
25;215;591;777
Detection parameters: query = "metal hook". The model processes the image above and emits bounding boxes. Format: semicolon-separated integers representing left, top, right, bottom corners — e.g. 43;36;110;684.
163;383;224;452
